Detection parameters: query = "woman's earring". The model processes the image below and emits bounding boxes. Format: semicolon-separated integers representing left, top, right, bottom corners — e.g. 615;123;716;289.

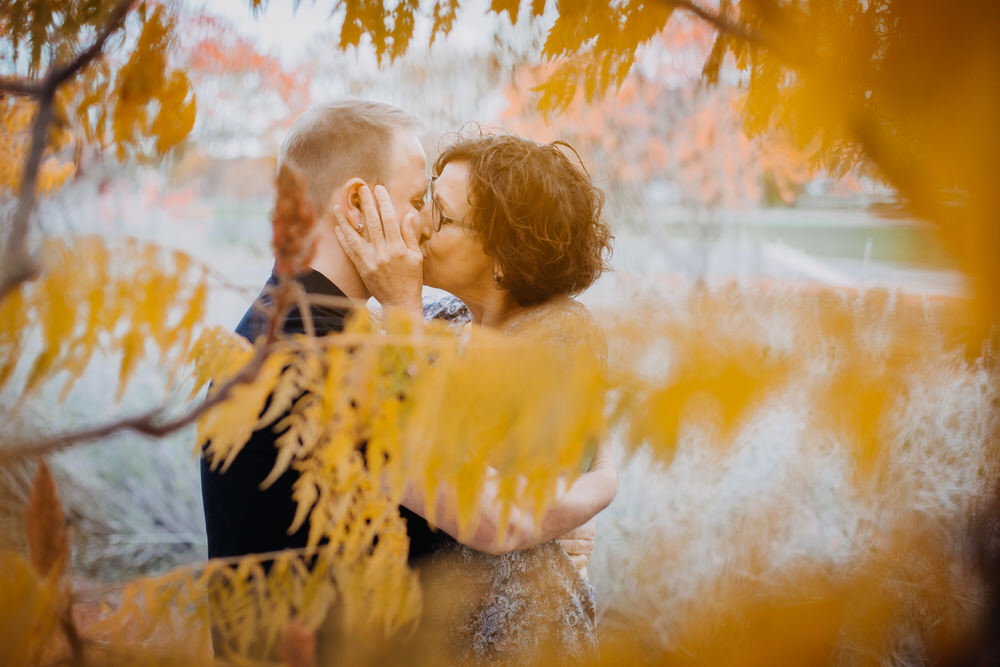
493;272;503;285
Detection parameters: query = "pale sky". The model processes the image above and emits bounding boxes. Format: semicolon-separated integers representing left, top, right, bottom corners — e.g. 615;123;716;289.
196;0;339;64
196;0;505;67
183;0;539;156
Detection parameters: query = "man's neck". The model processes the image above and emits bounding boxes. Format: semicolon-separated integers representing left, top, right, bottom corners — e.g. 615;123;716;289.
308;232;369;301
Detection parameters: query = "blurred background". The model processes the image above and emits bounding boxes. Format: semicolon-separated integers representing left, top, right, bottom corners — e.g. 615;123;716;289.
42;0;965;313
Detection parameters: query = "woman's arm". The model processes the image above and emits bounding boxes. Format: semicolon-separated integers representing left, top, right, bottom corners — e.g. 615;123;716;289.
399;440;618;555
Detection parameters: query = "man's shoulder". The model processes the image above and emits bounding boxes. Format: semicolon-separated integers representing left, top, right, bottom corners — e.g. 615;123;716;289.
234;273;280;343
235;269;351;340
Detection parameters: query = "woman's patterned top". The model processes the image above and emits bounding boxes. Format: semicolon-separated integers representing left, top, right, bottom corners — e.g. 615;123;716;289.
420;296;605;666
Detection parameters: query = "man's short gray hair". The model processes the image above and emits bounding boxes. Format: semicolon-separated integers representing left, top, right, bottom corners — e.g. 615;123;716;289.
277;100;420;215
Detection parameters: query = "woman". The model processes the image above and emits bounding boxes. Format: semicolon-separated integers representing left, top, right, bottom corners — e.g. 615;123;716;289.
335;133;615;664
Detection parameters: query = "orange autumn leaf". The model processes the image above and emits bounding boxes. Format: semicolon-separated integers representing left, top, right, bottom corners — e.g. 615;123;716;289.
24;461;69;578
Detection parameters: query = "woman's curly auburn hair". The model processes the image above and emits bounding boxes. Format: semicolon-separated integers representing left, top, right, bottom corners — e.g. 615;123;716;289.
434;134;613;307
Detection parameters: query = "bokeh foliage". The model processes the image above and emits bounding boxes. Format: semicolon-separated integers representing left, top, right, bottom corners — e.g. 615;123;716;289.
2;0;1000;664
3;236;995;664
313;0;1000;331
1;0;195;182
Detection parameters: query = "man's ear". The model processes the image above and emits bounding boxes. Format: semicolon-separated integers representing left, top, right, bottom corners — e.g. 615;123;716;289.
338;178;367;229
346;179;365;211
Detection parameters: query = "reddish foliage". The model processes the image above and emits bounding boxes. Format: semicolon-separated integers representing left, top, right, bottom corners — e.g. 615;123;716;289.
272;164;317;278
276;619;317;667
177;9;313;139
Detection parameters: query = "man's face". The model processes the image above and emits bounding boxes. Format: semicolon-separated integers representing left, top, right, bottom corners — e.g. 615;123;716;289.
382;130;429;235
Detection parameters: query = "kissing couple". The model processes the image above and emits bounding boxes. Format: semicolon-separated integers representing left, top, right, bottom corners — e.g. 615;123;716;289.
201;99;618;664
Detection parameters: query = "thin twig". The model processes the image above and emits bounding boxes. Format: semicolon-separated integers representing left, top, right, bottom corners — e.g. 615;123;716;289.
0;278;305;462
0;341;273;463
0;321;483;462
671;0;767;47
266;275;297;342
300;291;362;312
0;0;134;97
60;604;86;667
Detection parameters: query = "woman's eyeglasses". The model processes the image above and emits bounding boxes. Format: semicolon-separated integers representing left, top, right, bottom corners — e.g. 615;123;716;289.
429;176;472;232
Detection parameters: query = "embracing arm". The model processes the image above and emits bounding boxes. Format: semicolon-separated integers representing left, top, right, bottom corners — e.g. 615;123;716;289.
399;440;617;555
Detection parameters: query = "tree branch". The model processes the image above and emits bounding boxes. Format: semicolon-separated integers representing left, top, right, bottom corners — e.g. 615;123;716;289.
0;277;300;463
0;342;273;463
48;0;136;89
0;0;136;302
0;84;54;300
0;78;44;96
59;603;86;667
671;0;767;47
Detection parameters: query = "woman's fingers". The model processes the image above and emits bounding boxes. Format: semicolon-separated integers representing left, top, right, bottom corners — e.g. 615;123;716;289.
331;198;363;235
331;203;355;241
556;516;596;575
557;537;594;553
333;204;372;269
358;184;385;246
560;517;597;541
556;530;595;576
373;185;402;243
332;200;424;314
590;439;615;472
400;212;420;251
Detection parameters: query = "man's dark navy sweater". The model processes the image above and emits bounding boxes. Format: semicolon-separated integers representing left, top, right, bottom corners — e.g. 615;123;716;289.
199;269;449;563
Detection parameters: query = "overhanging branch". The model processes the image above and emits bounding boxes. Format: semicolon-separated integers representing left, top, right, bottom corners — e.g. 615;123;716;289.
0;278;299;463
48;0;136;89
671;0;767;47
0;342;272;462
0;78;44;96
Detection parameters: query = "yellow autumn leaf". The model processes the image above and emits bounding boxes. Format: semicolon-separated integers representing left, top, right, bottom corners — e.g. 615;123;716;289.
199;351;288;473
153;71;196;154
0;287;27;392
116;329;146;404
37;157;75;197
186;324;253;401
0;552;63;666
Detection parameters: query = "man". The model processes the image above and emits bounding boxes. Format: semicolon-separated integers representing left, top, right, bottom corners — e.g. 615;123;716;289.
200;100;428;563
200;100;608;570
